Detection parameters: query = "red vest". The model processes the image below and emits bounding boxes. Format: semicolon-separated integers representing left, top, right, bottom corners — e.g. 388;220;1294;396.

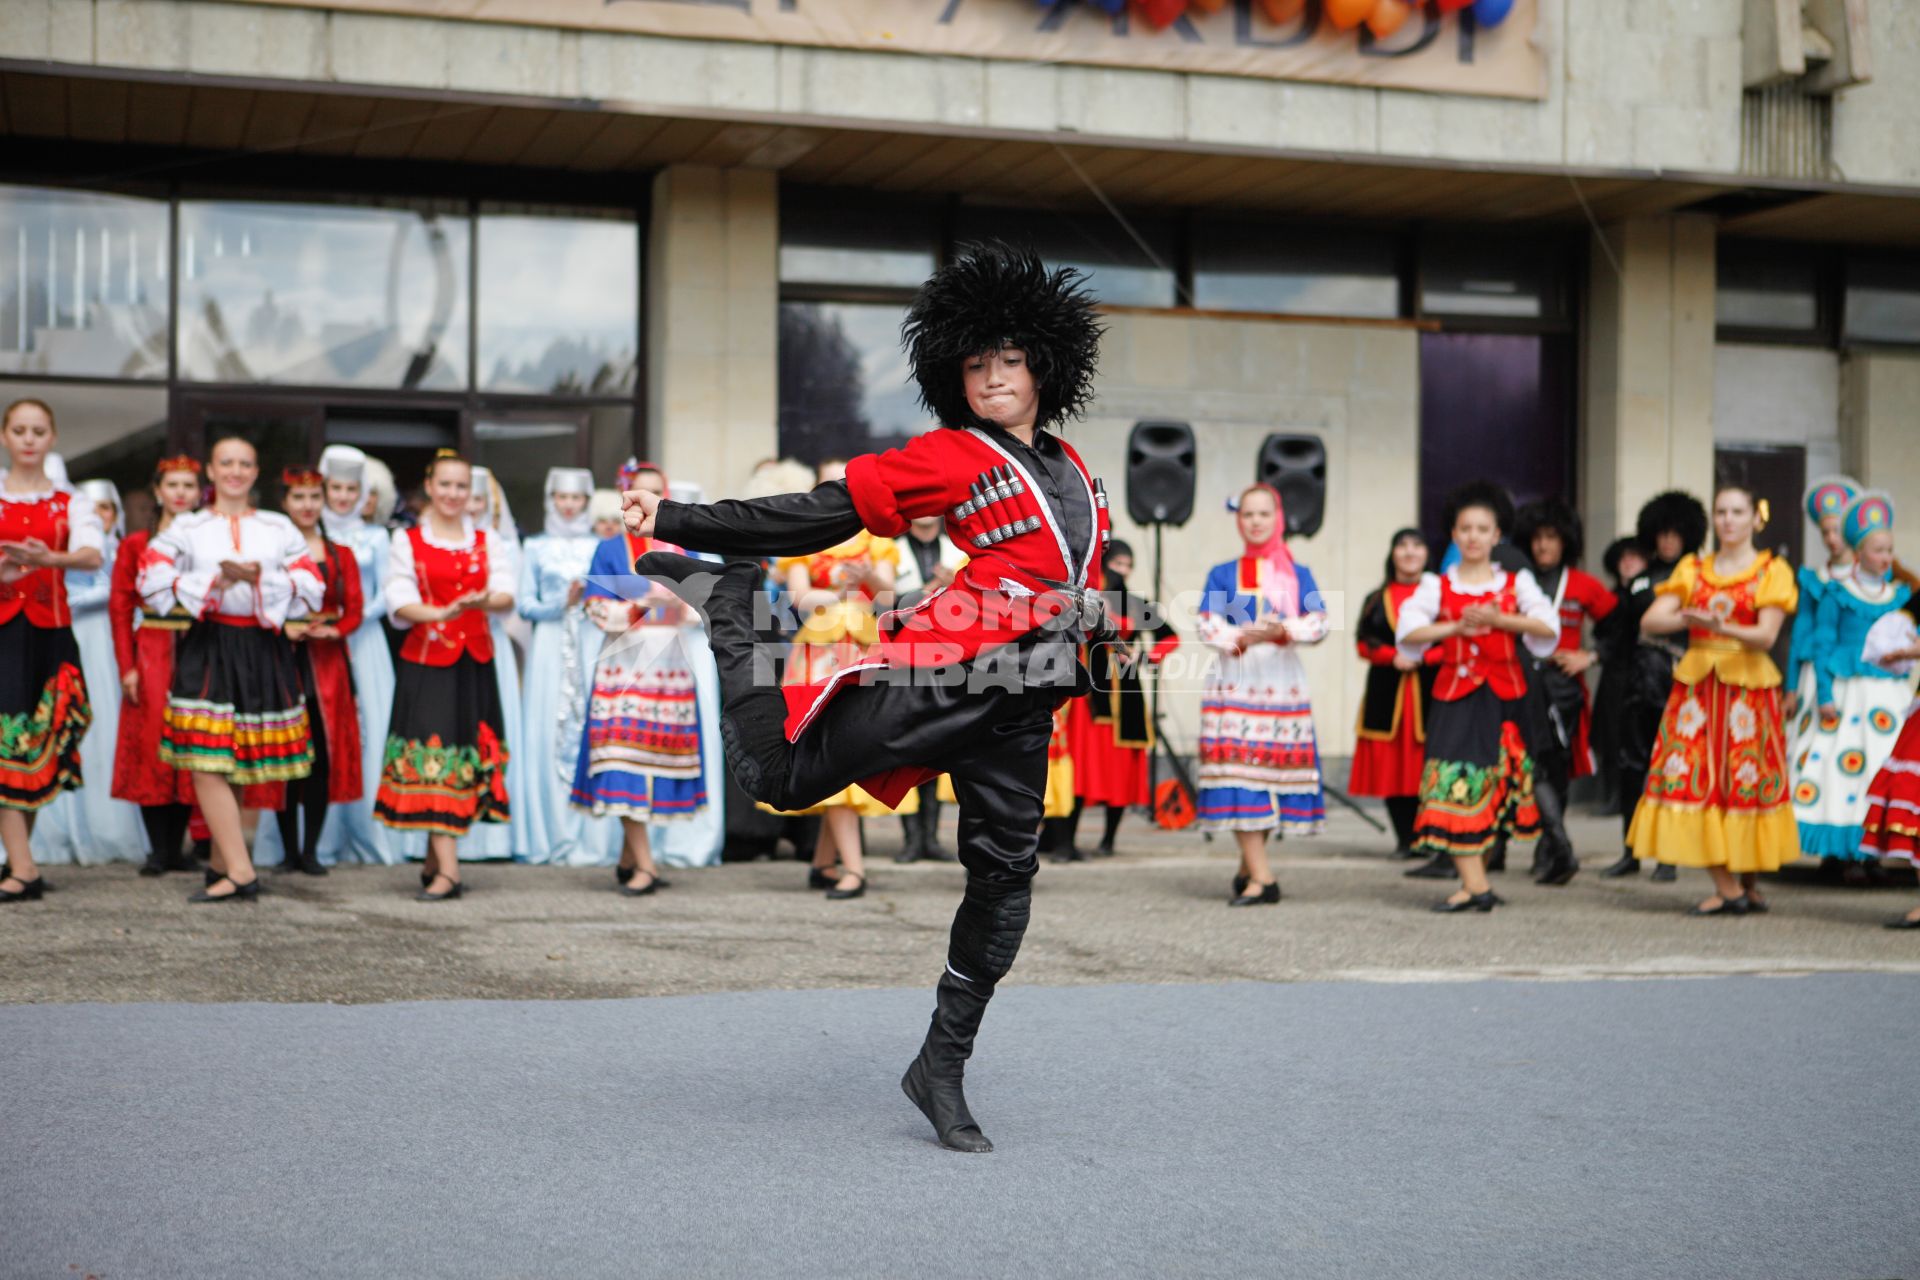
397;527;494;667
0;491;76;628
1431;572;1527;702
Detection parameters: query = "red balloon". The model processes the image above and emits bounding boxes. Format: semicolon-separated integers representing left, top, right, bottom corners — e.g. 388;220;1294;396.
1134;0;1187;28
1257;0;1305;22
1366;0;1414;37
1325;0;1373;29
1437;0;1474;10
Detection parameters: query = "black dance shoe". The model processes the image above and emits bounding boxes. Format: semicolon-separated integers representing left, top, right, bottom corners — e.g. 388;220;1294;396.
825;874;866;901
1231;872;1249;897
189;876;259;904
1534;848;1580;887
415;875;464;902
1686;895;1748;917
1048;846;1087;864
204;867;223;887
0;875;46;903
1601;853;1641;878
1431;890;1502;914
138;854;168;877
1485;842;1508;873
1403;854;1458;880
616;863;636;886
1883;913;1920;930
295;852;328;877
1650;864;1677;883
620;872;669;897
807;866;840;891
1229;880;1281;907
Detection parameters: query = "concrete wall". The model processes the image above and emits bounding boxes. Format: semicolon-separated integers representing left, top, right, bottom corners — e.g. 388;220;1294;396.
1714;341;1843;557
1073;313;1420;765
1;0;1907;188
1840;349;1920;512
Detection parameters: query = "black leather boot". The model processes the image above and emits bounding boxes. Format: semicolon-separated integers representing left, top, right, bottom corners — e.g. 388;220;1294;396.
634;552;796;808
1485;839;1508;873
921;796;953;862
1530;777;1579;886
1404;852;1458;879
1601;852;1640;877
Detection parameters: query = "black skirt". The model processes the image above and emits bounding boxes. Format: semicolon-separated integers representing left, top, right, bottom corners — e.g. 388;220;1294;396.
375;655;510;836
0;614;90;809
161;620;312;785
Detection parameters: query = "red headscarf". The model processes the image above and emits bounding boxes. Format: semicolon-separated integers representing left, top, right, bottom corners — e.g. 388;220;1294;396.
1239;483;1299;617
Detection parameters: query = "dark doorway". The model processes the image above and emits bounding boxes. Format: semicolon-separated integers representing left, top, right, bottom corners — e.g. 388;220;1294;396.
1417;332;1575;551
1714;441;1805;672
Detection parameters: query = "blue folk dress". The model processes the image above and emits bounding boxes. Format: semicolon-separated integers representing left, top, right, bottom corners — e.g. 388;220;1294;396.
515;529;612;864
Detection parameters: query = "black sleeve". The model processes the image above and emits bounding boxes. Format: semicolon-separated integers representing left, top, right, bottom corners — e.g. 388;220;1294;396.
653;480;865;558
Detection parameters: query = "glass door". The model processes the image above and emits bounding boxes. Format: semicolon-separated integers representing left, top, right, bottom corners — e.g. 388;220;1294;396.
466;410;590;538
174;393;325;507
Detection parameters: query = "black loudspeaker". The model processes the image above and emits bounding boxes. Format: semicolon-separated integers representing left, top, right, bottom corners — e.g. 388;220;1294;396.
1126;420;1196;526
1255;434;1327;538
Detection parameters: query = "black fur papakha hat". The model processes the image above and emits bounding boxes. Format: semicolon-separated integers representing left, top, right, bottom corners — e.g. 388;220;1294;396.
1513;496;1585;564
901;240;1102;432
1636;489;1709;559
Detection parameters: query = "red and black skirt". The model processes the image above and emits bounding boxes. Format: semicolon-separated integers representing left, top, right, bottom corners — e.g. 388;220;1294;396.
161;619;313;787
0;614;91;810
375;655;510;837
1411;685;1542;858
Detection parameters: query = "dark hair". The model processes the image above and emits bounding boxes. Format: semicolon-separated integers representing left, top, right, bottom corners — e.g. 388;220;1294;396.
1442;481;1514;537
1601;535;1644;584
902;240;1102;433
2;397;55;432
424;448;469;482
1382;527;1427;584
1635;490;1708;560
1513;496;1584;566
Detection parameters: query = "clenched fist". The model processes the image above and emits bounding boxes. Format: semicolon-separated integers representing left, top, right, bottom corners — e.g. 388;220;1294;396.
622;486;661;538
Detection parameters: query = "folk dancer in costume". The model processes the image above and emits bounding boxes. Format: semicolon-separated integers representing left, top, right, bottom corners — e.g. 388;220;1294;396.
139;436;323;904
308;444;411;865
1627;484;1799;917
517;466;607;865
1054;538;1178;863
461;465;529;861
769;458;906;902
1859;571;1920;928
1507;497;1616;886
375;451;516;900
1194;487;1325;906
1784;476;1860;727
890;513;968;864
1350;528;1436;859
1591;535;1650;818
1395;482;1560;914
38;479;147;863
1600;490;1710;883
0;399;104;903
111;456;204;876
252;466;364;877
1792;492;1908;880
570;463;707;895
623;243;1110;1153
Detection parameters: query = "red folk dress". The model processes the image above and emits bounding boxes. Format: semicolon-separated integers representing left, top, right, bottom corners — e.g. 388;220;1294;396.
290;539;364;804
109;528;195;807
0;487;100;808
1547;566;1618;779
1349;580;1434;799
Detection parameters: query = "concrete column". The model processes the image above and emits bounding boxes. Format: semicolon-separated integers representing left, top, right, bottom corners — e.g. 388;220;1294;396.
1580;213;1718;557
1840;351;1920;506
646;165;778;500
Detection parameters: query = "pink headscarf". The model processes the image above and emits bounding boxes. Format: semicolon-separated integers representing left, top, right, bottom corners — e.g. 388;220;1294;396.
1239;483;1299;617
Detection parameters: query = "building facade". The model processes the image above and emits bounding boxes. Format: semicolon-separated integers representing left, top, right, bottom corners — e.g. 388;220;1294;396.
1;0;1916;751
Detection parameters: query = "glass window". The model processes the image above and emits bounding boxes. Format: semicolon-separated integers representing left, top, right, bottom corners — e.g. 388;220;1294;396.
779;301;928;463
0;379;170;512
1843;258;1920;346
1716;251;1820;334
477;212;637;394
953;205;1178;309
178;199;470;389
472;414;586;536
1418;232;1566;321
0;186;168;379
587;404;637;495
1193;218;1399;318
781;187;938;291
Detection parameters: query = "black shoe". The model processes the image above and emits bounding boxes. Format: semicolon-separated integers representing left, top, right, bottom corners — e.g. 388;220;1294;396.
0;875;46;903
415;875;464;902
204;867;222;887
825;874;866;901
295;853;328;877
922;843;956;863
1229;880;1281;907
1883;913;1920;930
620;871;666;897
1745;895;1770;914
1048;846;1087;864
807;866;839;891
1094;840;1116;858
1231;873;1250;897
1404;854;1458;880
1601;853;1641;878
1650;864;1677;883
616;863;636;886
902;974;994;1153
1686;895;1748;917
1485;843;1508;874
1534;849;1580;887
189;876;259;904
1432;890;1502;914
894;848;923;865
138;855;167;877
1391;845;1421;860
164;848;201;873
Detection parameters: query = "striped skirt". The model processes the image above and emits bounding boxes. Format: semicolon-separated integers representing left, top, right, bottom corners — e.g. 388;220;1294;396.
161;619;311;787
1196;643;1324;834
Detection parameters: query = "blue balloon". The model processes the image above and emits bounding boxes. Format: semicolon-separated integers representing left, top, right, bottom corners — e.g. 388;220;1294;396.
1473;0;1514;25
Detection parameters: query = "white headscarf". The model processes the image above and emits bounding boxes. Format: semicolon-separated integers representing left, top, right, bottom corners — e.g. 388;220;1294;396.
362;456;397;528
543;467;595;538
77;478;124;538
588;488;623;532
44;452;72;492
469;465;520;543
318;444;368;540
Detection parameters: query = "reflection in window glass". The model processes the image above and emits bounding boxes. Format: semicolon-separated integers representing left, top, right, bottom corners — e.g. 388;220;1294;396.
588;404;637;492
781;187;939;290
779;301;927;463
0;379;170;508
178;200;469;389
953;206;1178;308
1193;219;1399;318
1716;253;1819;333
473;416;583;535
1844;260;1920;345
478;215;637;394
0;186;169;379
1419;233;1564;321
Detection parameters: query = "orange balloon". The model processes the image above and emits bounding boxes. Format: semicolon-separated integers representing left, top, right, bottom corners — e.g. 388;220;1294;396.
1188;0;1227;12
1366;0;1413;37
1325;0;1374;30
1257;0;1306;23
